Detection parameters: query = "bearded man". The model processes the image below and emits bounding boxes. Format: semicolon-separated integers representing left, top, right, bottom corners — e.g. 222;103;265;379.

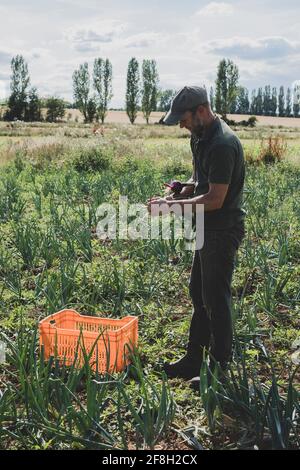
148;86;245;383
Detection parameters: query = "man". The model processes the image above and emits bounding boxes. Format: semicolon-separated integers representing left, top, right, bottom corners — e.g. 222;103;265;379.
148;86;245;382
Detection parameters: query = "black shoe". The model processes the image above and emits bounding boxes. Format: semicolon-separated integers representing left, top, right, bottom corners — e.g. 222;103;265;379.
163;354;201;380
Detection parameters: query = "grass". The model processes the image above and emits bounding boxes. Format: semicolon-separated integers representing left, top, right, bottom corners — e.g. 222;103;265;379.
0;120;299;450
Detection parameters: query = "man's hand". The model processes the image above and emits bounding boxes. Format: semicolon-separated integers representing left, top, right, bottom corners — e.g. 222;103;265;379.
147;196;170;215
177;183;195;198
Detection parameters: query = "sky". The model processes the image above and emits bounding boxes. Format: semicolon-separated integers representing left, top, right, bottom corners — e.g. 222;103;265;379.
0;0;299;107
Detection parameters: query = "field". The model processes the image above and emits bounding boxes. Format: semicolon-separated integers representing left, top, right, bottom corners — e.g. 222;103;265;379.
0;115;299;450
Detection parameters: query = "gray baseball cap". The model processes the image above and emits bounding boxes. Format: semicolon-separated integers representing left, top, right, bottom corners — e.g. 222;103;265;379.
163;86;208;125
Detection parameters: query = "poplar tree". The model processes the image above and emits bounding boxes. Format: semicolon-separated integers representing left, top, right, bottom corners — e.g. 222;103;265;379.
215;58;239;118
256;88;263;115
236;87;249;114
285;88;292;116
158;89;176;112
250;89;257;115
126;58;140;124
73;63;90;123
141;59;159;124
293;84;300;117
263;85;271;116
6;55;30;120
270;87;278;116
278;86;285;117
93;58;113;124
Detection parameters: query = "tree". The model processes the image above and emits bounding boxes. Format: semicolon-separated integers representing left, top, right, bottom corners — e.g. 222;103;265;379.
215;58;239;118
256;88;263;115
229;94;237;114
250;89;257;115
236;86;249;114
6;55;30;120
270;87;277;116
26;87;42;122
141;59;159;124
93;58;113;124
209;86;215;112
278;86;285;117
46;97;65;122
158;89;176;112
293;84;300;118
87;97;97;123
126;57;140;124
285;88;292;117
73;63;90;123
263;85;271;116
293;102;300;118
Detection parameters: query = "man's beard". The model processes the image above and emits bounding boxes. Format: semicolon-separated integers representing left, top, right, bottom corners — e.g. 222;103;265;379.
191;117;205;137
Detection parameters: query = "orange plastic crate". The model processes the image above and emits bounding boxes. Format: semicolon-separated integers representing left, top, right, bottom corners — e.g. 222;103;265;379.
39;309;138;373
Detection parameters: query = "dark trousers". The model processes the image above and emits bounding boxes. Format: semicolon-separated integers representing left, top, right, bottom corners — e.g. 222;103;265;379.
188;222;245;364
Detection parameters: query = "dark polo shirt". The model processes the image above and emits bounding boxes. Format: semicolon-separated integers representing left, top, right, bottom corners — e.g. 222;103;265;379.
191;116;245;230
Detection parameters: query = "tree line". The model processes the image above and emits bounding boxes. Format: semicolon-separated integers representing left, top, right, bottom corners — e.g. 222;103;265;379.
1;55;169;124
2;56;66;122
1;55;299;123
211;58;299;118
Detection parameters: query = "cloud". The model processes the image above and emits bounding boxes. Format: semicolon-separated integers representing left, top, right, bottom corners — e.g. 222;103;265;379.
0;73;10;83
65;19;127;52
27;48;51;60
0;50;12;65
124;32;167;49
196;2;234;17
206;36;299;60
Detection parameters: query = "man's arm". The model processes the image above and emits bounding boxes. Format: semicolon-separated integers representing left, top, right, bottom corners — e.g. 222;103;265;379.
148;183;229;213
160;183;229;212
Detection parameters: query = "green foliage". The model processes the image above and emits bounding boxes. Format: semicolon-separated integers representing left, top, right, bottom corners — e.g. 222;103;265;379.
250;88;264;116
72;147;111;172
93;58;113;124
141;59;159;124
215;58;239;118
224;116;257;128
73;63;91;123
285;88;292;116
215;343;300;449
0;324;176;450
126;57;140;124
278;86;285;117
293;102;300;118
0;124;299;449
46;97;65;123
26;87;42;122
86;97;97;123
236;86;250;114
157;89;176;113
263;85;272;116
120;348;176;449
270;87;278;117
5;55;30;121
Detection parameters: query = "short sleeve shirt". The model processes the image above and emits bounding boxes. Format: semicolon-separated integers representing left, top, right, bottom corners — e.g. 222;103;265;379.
191;117;246;230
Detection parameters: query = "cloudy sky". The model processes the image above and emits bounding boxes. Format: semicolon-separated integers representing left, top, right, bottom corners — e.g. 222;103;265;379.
0;0;299;106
